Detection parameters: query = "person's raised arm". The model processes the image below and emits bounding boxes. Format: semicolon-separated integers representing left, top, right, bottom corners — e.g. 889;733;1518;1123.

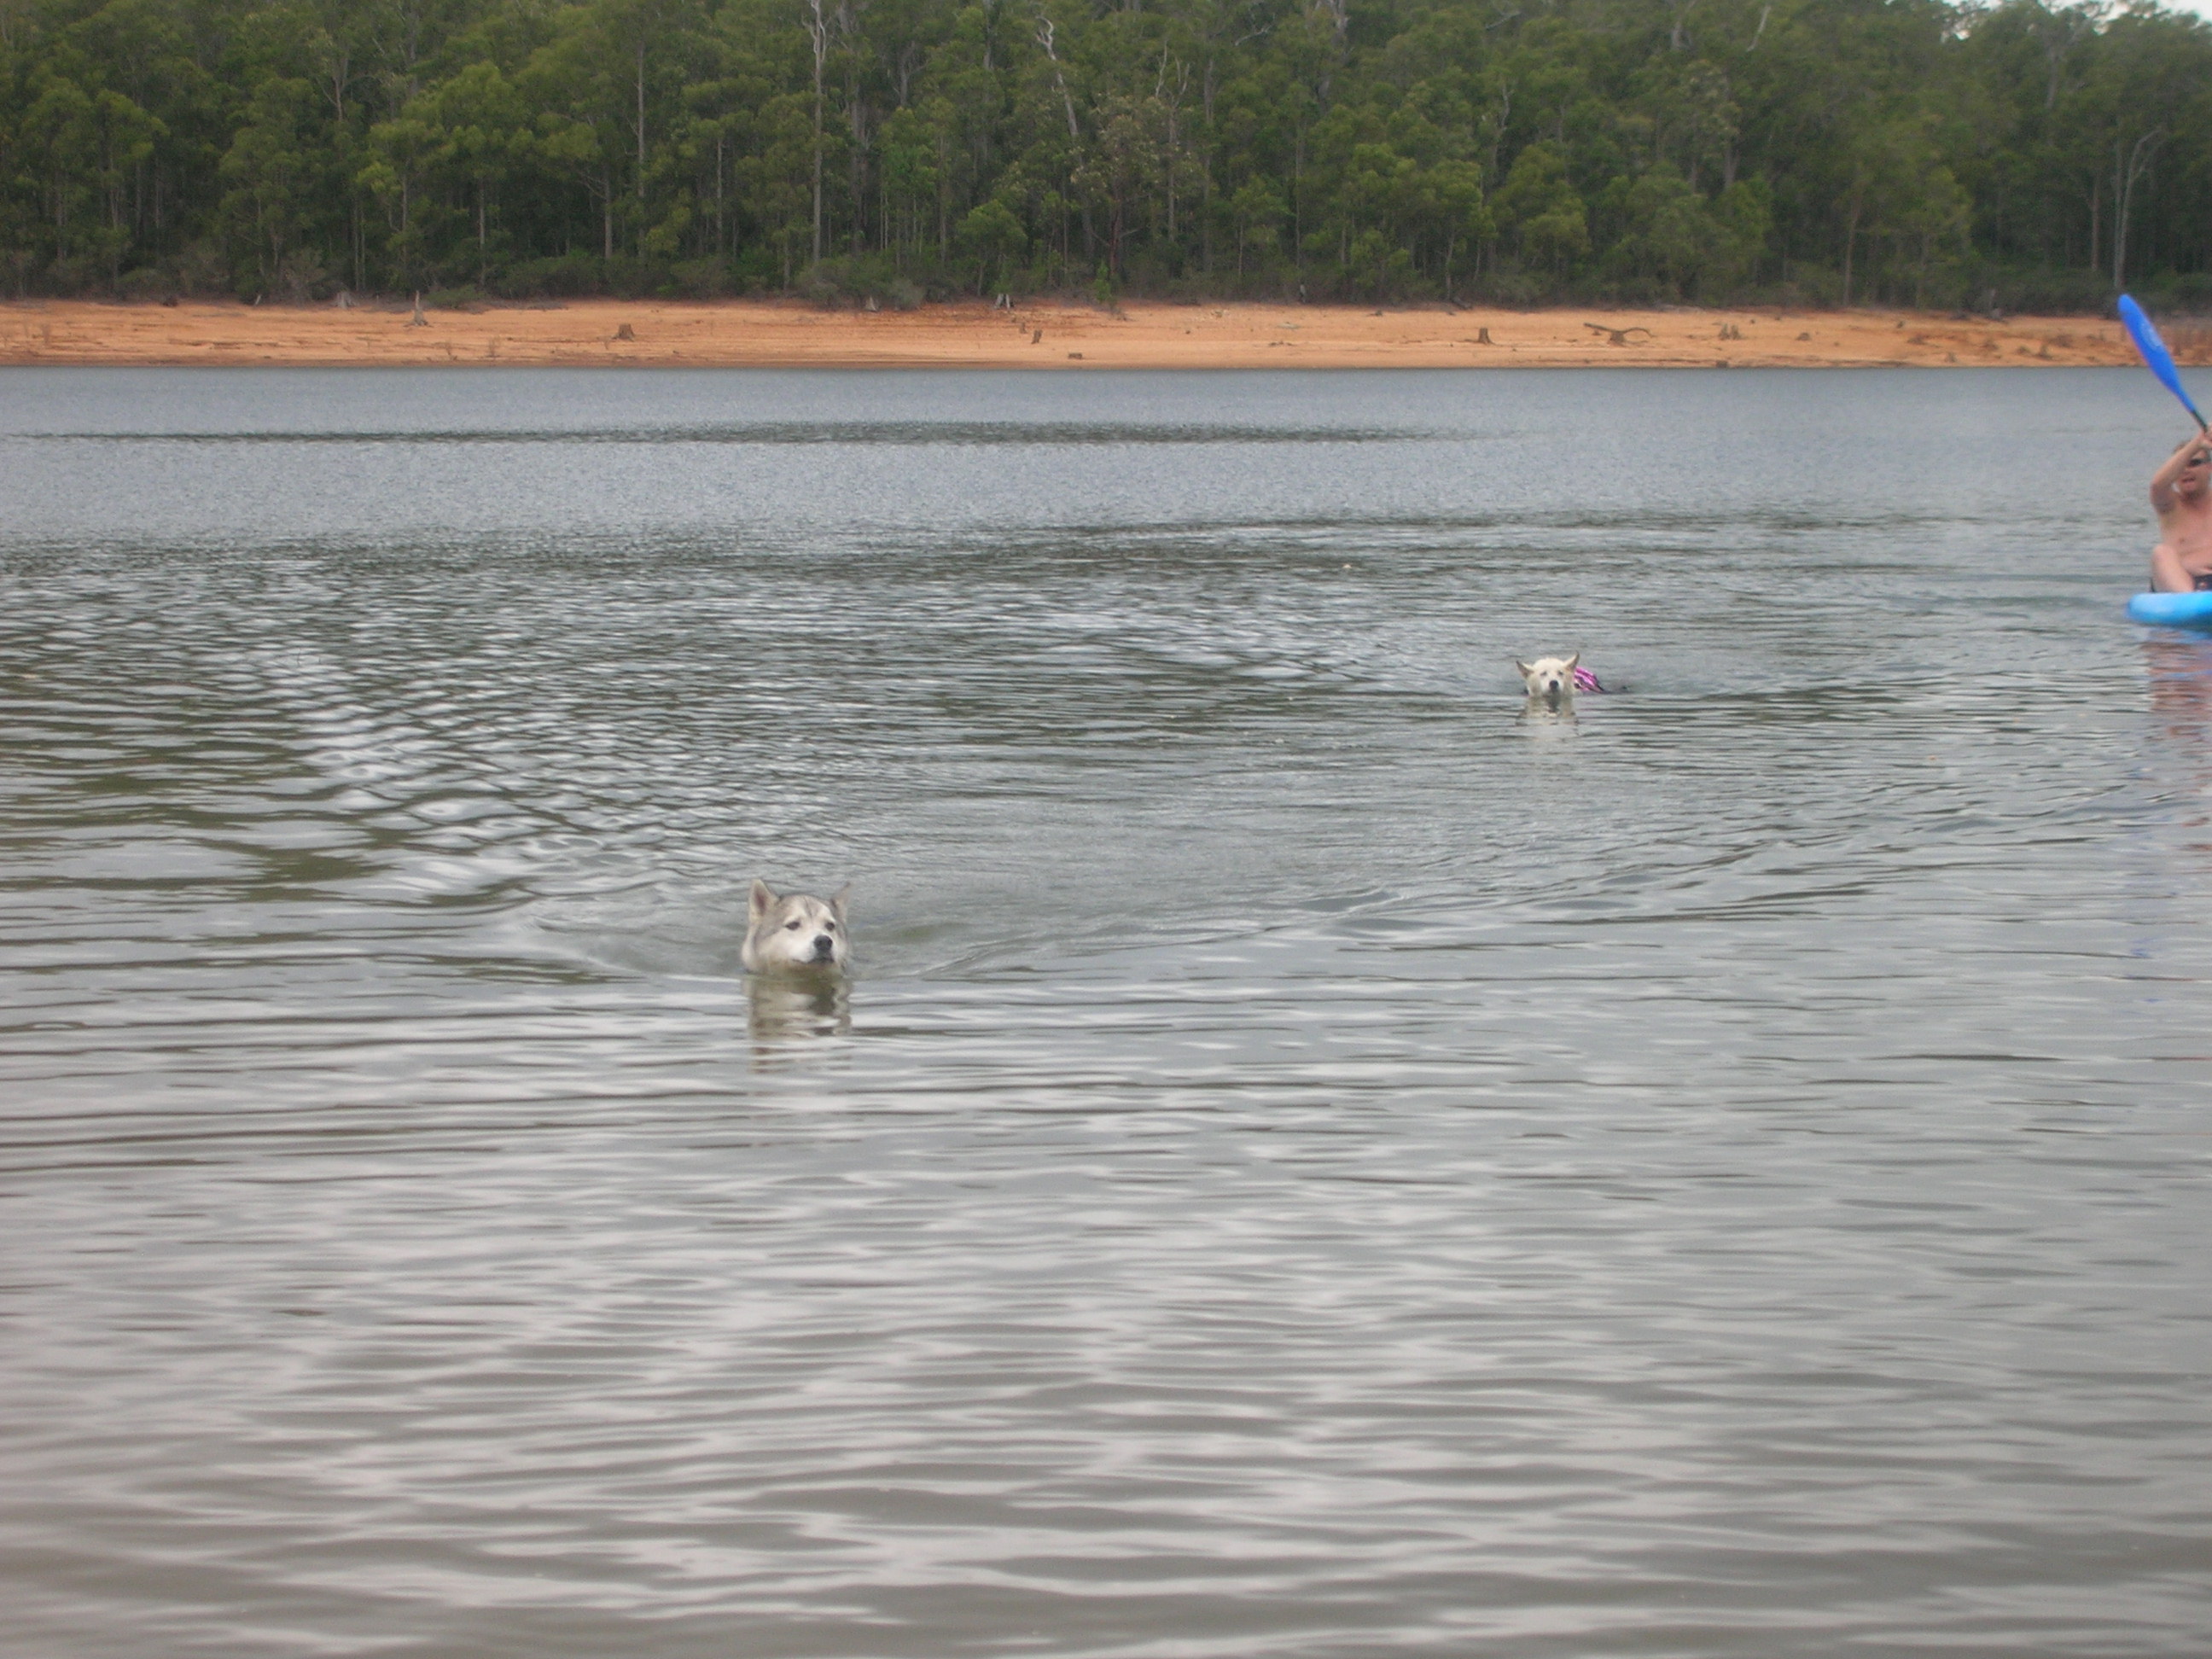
2151;432;2211;514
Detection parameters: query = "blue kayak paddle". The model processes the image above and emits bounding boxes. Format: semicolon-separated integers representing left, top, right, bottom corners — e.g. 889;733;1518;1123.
2119;294;2207;432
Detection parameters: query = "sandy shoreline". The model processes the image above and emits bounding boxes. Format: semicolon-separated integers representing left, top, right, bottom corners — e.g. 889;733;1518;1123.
0;296;2180;370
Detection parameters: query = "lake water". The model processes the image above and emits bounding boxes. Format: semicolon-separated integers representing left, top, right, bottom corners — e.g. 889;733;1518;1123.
3;366;2209;1657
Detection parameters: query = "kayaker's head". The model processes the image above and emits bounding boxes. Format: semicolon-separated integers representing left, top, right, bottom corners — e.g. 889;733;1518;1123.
2184;441;2212;495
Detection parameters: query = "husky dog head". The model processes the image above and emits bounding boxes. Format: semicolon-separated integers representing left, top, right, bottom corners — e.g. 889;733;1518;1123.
1515;654;1580;709
742;879;851;974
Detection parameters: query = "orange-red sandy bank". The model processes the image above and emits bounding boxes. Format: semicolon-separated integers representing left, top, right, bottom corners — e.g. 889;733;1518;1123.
0;295;2173;370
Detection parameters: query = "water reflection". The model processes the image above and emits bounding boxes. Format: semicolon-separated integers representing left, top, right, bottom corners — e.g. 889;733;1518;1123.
2143;629;2212;741
747;973;853;1046
2141;630;2212;870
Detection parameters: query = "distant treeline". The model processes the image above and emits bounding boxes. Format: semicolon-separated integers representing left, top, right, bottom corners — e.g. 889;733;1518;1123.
4;0;2210;311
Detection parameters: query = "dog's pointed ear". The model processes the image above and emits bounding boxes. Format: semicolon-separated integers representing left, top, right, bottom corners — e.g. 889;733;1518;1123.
1563;653;1579;671
749;879;777;923
830;884;850;923
1513;660;1531;677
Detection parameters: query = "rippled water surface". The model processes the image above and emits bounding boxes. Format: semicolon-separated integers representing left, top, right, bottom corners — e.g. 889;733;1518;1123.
4;366;2209;1657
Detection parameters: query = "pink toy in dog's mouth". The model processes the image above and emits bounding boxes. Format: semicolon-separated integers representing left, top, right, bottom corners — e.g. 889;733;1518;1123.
1572;666;1605;694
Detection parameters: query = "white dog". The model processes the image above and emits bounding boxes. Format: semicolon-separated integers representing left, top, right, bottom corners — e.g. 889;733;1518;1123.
1516;654;1580;711
742;879;851;974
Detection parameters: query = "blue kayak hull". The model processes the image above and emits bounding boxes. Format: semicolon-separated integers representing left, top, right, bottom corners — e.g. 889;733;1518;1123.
2127;591;2212;627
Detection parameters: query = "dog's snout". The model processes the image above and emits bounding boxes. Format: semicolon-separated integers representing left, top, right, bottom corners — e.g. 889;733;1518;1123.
810;934;835;959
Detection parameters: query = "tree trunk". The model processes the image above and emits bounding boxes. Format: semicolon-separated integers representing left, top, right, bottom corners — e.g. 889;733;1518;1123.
1842;192;1860;306
847;78;866;255
1035;18;1096;259
2112;129;2163;294
807;0;828;265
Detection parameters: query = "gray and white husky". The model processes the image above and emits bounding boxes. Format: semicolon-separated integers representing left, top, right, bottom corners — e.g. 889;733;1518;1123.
742;879;851;974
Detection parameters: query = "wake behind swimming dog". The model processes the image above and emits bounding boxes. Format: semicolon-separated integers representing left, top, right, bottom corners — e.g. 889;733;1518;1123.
742;879;851;974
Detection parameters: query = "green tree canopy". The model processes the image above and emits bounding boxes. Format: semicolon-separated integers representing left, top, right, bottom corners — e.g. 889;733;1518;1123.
0;0;2206;311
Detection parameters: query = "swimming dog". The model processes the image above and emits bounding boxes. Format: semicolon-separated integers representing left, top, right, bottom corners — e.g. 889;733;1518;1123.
742;879;851;974
1516;654;1581;711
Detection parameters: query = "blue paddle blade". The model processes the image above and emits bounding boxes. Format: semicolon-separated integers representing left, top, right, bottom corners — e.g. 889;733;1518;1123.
2119;294;2207;428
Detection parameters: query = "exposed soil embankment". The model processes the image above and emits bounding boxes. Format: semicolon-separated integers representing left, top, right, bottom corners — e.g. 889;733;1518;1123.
0;296;2185;370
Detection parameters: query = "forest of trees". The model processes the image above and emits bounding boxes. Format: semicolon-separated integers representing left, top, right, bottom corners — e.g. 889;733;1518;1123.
3;0;2209;312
